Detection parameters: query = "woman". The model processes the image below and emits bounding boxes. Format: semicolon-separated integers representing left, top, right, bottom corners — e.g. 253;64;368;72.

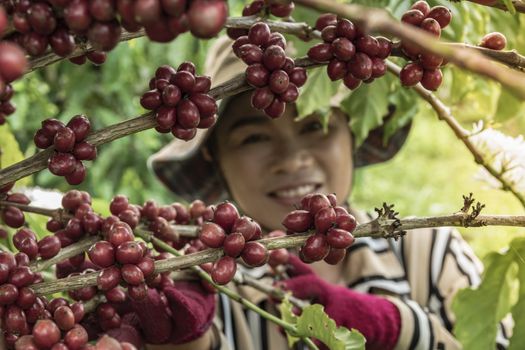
127;37;511;349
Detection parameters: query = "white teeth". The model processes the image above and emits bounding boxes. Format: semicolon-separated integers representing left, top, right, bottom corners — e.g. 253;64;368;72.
274;185;316;199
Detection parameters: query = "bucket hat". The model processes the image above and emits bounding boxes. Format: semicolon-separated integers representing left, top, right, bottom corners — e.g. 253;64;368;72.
149;36;411;203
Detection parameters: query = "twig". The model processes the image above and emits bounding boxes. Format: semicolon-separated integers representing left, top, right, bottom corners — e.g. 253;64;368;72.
385;60;525;209
29;235;99;273
463;0;525;13
294;0;525;99
391;41;525;72
27;213;525;296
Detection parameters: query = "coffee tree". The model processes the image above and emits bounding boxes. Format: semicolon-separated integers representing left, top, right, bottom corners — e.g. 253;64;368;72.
0;0;525;349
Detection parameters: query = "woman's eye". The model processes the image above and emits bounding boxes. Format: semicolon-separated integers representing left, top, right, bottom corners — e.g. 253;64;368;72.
301;121;324;133
240;133;269;145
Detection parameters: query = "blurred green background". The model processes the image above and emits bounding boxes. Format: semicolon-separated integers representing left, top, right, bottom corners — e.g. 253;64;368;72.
0;0;524;260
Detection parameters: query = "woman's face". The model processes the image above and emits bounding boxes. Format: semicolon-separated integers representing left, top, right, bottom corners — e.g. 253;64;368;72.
212;92;353;231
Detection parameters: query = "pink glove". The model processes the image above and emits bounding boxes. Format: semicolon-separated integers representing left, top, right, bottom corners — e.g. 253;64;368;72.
280;255;401;350
130;281;216;345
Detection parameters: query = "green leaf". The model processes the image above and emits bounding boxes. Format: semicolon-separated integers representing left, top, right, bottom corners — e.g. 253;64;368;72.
508;238;525;350
495;87;525;122
452;250;517;350
499;0;516;14
296;67;341;120
278;295;300;348
295;304;365;350
384;85;419;142
340;78;389;147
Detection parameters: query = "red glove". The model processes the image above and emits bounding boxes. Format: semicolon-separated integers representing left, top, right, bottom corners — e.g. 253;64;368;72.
129;281;216;345
280;255;401;350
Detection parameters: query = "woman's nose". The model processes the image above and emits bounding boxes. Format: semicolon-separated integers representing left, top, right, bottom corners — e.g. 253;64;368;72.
269;145;315;175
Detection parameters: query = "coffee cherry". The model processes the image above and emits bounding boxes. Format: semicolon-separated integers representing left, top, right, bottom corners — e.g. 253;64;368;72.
54;306;75;331
314;207;336;234
42;119;65;138
233;36;250;56
371;58;387;78
137;257;155;277
141;90;162;110
421;69;443;91
246;63;270;88
270;2;294;17
194;76;212;93
0;42;28;82
400;62;424;86
241;241;269;267
64;325;88;349
307;43;333;63
238;44;263;65
116;241;143;264
49;28;76;57
265;32;286;50
289;67;307;87
2;206;25;228
348;53;373;80
428;6;452;28
480;32;507;50
48;152;77;176
315;13;338;31
110;195;129;216
269;70;289;94
420;53;443;70
321;25;337;42
87;20;122;51
0;284;19;305
421;18;441;37
264;98;286;118
251;87;275;110
327;59;347;81
15;335;39;350
121;264;145;285
200;222;226;248
282;210;313;232
324;247;346;265
87;51;108;65
211;256;236;285
401;9;425;26
326;228;354;249
107;222;134;247
336;19;356;40
335;213;357;232
88;241;115;268
32;319;61;349
262;45;286;70
172;126;197;140
67;115;91;142
376;37;392;59
223;232;245;258
280;83;299;103
302;234;329;261
268;248;289;267
38;235;61;259
411;0;431;16
66;160;86;185
249;22;271;46
53;127;76;152
73;142;97;160
187;0;228;39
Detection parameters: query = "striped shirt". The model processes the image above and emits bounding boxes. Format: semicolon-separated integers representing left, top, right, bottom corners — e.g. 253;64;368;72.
210;209;512;350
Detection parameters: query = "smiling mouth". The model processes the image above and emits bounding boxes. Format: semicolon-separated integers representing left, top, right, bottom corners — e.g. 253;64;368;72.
268;183;322;200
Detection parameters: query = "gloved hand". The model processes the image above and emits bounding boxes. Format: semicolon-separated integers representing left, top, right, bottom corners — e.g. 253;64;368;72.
123;281;216;345
279;255;401;350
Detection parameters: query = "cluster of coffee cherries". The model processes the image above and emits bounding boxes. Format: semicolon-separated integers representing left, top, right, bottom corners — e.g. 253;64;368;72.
34;115;96;185
0;251;136;350
141;62;218;141
233;22;308;118
196;201;281;285
283;193;356;264
399;1;452;90
227;0;295;39
308;14;391;90
1;183;30;229
0;42;27;124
